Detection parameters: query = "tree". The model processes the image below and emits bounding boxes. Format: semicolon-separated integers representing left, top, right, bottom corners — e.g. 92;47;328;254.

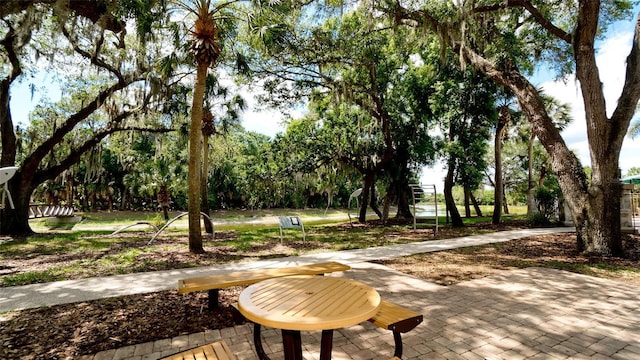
201;109;215;232
524;93;572;215
430;65;497;227
1;0;124;33
175;0;224;253
390;0;640;256
1;4;171;234
246;7;439;222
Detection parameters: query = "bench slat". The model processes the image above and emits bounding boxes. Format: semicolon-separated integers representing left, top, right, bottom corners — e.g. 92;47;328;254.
160;340;235;360
368;300;423;359
178;261;351;294
369;300;423;333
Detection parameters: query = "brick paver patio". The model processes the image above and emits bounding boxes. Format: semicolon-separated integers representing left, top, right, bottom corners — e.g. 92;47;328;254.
85;262;640;360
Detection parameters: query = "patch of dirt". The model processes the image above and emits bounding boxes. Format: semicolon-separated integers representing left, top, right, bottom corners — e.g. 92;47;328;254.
378;232;640;286
0;289;244;359
1;222;639;359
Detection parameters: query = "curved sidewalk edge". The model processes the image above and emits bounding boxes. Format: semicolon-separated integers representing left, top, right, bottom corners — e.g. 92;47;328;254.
0;227;573;313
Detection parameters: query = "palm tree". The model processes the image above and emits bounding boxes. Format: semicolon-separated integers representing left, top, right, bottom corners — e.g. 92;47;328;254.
201;82;246;233
201;108;215;233
177;0;222;253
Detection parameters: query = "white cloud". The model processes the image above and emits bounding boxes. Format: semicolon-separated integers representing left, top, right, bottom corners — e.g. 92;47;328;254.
420;161;448;193
241;106;288;138
215;72;301;138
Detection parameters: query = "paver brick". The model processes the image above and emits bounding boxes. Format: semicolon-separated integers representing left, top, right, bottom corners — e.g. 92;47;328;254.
81;263;639;360
133;342;153;356
170;334;189;349
612;349;640;360
93;349;116;360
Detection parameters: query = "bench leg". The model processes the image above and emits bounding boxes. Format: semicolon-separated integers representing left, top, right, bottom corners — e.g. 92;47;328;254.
254;323;271;360
393;331;403;358
208;289;219;310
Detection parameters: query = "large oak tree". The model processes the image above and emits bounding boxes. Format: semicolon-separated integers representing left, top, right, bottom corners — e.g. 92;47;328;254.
387;0;640;256
0;2;169;234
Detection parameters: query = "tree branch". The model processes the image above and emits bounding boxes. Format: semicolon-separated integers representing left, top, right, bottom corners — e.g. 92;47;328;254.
472;0;572;43
60;24;125;82
35;125;174;184
574;0;608;155
0;0;124;33
23;73;144;176
0;24;24;82
609;12;640;142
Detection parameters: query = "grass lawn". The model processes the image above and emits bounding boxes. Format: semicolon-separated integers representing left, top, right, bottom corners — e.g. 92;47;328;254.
3;206;639;288
3;208;521;286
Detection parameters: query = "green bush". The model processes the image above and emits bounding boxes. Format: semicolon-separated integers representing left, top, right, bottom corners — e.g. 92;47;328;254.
526;212;551;226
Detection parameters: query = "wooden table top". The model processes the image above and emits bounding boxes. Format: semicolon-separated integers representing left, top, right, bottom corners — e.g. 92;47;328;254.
238;275;381;331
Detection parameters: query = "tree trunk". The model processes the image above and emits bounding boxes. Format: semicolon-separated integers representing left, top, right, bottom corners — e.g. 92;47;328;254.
492;106;509;224
358;174;373;222
107;187;113;212
1;79;17;168
82;186;89;211
119;184;127;210
395;186;413;219
463;187;471;218
157;185;170;221
201;134;213;233
382;192;391;223
470;192;483;217
1;25;21;168
90;189;97;212
0;78;23;233
391;150;414;219
444;162;464;227
502;183;509;215
527;132;537;216
358;172;382;222
1;173;34;235
369;185;382;219
187;62;207;254
492;144;503;224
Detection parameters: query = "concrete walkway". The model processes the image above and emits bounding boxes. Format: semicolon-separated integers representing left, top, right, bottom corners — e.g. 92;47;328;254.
0;227;573;312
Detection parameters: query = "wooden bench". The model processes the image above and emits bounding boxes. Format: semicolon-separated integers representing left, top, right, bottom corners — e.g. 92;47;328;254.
178;261;351;309
160;340;235;360
368;300;423;359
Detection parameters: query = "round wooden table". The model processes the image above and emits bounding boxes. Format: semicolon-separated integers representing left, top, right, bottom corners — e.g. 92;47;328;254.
238;275;381;360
